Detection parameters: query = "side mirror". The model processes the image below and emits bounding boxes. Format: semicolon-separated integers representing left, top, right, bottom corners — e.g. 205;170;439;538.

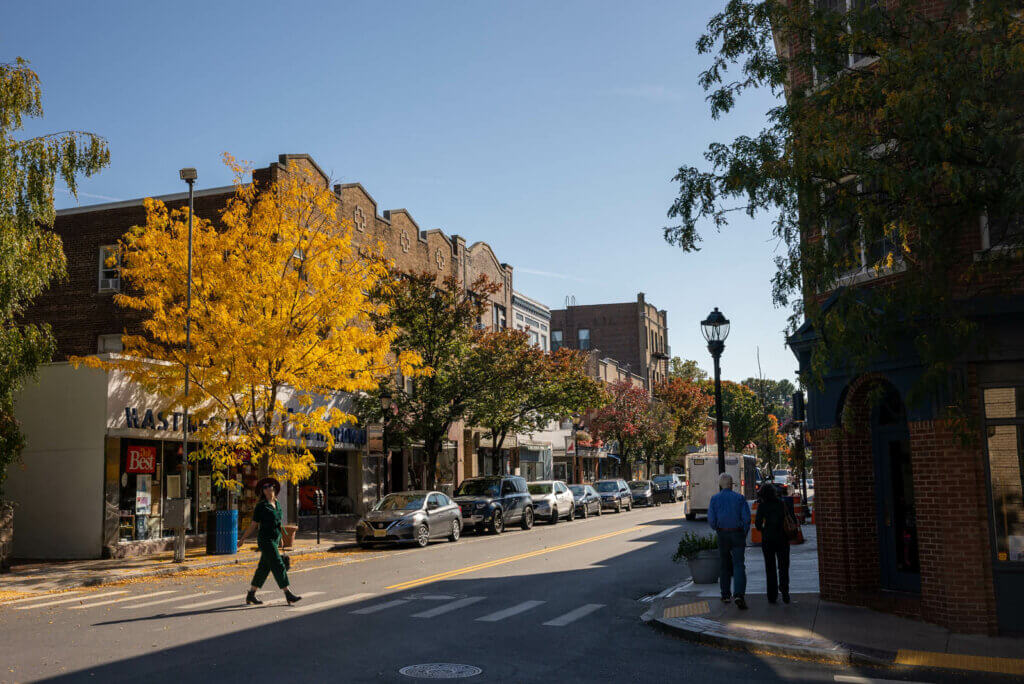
427;501;439;510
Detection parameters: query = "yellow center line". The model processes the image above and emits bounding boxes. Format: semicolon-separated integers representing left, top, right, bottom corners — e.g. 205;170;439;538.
385;526;645;591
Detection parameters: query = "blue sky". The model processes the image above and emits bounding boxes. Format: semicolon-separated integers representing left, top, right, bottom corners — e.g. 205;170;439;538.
6;0;796;383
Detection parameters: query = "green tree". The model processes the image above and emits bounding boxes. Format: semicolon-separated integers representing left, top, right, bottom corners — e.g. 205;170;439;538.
654;376;714;455
741;377;796;421
0;58;109;497
590;380;654;480
704;380;766;455
639;400;678;477
666;0;1024;414
465;330;606;461
668;357;709;383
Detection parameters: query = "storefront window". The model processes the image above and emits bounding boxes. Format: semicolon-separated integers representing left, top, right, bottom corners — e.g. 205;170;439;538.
299;451;352;515
985;388;1024;563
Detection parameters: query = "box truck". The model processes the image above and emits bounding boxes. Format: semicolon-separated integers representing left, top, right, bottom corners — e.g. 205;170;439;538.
682;452;759;521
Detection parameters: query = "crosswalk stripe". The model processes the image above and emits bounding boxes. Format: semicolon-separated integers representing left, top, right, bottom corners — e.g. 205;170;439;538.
411;596;485;618
16;591;128;610
293;593;375;612
351;598;410;615
0;590;87;606
70;590;177;610
542;603;605;626
476;600;545;622
124;592;219;609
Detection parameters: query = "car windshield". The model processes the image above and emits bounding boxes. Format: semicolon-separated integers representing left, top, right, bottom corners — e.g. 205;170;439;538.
527;483;552;495
454;479;500;497
773;470;789;477
595;481;618;492
652;475;673;483
629;481;647;488
374;494;425;511
568;485;585;496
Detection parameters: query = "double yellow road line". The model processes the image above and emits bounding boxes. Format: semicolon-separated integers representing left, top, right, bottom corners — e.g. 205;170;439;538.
386;525;644;591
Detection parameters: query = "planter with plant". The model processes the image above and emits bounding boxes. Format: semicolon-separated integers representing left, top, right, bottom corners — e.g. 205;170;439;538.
672;531;720;584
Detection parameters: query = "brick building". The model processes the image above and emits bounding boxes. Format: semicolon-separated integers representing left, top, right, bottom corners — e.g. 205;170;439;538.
780;4;1024;635
549;293;669;390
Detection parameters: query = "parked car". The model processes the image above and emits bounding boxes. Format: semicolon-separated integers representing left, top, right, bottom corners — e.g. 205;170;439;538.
628;480;658;507
569;484;602;519
453;475;534;534
528;480;576;524
356;491;462;548
594;479;632;513
651;473;684;503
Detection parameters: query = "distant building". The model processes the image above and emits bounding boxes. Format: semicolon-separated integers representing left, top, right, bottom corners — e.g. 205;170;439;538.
511;291;551;351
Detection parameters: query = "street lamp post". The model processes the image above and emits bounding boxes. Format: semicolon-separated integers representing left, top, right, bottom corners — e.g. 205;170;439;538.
701;307;730;475
176;167;197;563
379;386;391;500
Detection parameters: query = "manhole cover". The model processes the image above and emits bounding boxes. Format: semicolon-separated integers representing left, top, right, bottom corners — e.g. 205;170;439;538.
399;664;482;679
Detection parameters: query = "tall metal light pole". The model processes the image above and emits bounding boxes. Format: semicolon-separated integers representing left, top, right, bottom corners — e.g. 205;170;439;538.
379;385;391;500
701;308;730;474
176;167;197;563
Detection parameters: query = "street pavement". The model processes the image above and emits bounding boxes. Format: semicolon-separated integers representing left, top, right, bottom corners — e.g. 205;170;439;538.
0;506;994;683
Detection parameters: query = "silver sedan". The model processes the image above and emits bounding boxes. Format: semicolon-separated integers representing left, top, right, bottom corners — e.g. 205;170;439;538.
356;491;463;548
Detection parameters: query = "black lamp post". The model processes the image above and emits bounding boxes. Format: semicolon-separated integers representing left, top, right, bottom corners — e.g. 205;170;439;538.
379;386;392;499
176;167;197;563
701;307;730;474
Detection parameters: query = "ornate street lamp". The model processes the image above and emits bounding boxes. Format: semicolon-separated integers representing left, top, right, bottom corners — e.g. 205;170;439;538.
175;167;197;563
379;385;392;499
701;307;730;474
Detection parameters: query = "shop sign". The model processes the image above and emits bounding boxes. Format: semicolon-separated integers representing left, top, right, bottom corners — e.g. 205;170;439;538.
198;475;213;512
136;474;152;514
126;445;157;473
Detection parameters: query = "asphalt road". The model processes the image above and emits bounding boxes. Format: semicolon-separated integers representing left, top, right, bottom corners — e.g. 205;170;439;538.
0;505;992;683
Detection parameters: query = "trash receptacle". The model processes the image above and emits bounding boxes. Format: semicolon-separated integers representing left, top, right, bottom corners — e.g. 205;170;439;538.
206;511;219;553
214;510;238;554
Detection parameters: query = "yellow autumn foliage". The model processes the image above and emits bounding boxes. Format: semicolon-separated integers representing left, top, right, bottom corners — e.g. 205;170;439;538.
74;155;421;485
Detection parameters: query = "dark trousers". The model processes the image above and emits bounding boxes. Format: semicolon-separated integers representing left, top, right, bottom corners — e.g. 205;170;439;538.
717;530;747;599
251;541;289;589
762;539;790;601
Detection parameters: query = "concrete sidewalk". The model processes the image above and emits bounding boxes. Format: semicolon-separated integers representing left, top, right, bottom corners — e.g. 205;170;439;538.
0;530;357;596
643;526;1024;678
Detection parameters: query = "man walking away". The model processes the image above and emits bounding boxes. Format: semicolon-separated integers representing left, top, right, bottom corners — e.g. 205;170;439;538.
708;472;751;609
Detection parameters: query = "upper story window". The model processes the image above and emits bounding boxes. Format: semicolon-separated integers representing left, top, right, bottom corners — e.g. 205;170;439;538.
981;212;1024;253
540;334;547;351
578;328;590;351
812;0;880;86
98;245;120;293
492;304;507;330
551;330;563;351
97;334;123;353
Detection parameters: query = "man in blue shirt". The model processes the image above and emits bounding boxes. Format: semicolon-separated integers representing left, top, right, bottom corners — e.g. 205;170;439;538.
707;472;751;609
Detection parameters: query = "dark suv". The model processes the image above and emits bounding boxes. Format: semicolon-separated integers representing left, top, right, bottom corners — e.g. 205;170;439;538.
594;479;633;513
652;473;685;503
453;476;534;534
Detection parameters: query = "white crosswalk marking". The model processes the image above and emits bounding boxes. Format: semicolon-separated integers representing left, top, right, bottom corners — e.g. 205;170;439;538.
293;593;375;613
351;598;410;615
71;590;177;610
16;591;128;610
411;596;485;618
0;590;87;606
542;603;605;626
476;600;545;622
124;592;219;609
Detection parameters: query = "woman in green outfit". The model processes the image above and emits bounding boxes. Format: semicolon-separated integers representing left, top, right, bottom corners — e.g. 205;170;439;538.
239;477;302;606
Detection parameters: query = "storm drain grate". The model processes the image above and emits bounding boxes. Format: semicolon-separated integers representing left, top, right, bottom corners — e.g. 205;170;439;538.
399;664;483;679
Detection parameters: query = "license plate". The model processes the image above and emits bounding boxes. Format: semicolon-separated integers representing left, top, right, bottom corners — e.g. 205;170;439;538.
373;528;386;538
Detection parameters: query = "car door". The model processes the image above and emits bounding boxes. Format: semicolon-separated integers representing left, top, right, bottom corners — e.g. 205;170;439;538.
425;493;444;537
586;486;598;512
437;493;458;533
619;480;630;504
556;482;572;513
500;479;520;522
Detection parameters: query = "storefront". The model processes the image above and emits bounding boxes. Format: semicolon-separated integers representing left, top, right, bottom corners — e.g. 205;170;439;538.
518;444;552;481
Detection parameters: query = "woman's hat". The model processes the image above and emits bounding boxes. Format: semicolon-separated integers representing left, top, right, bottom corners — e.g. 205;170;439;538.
255;477;281;495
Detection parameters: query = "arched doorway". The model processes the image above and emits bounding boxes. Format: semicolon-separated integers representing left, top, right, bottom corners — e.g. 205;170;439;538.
871;385;921;593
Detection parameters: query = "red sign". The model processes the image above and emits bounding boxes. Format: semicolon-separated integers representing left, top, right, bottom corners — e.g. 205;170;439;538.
126;445;157;473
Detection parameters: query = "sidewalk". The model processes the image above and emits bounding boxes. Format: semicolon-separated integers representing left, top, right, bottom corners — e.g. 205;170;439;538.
642;526;1024;678
0;531;357;596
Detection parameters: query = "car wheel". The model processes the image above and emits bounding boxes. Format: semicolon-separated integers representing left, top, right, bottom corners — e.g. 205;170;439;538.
615;501;621;513
596;504;602;516
520;506;534;530
415;524;430;548
627;499;633;511
580;505;588;519
568;505;575;522
358;541;372;549
685;512;696;521
489;510;505;534
447;520;460;542
550;507;559;525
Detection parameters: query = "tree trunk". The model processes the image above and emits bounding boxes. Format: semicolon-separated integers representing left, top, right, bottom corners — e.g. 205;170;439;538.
425;438;440;490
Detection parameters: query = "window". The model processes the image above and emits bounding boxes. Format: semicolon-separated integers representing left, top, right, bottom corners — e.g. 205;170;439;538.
98;245;120;293
525;316;540;329
552;330;563;351
540;334;547;350
492;304;507;330
812;0;880;86
515;312;524;321
981;212;1024;252
541;323;548;332
578;328;590;351
984;387;1024;563
97;334;123;353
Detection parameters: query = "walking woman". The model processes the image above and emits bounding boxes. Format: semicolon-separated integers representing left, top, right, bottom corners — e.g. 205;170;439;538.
755;483;791;604
238;477;302;606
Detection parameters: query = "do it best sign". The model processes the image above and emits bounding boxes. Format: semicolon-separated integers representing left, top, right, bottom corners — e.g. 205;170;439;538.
126;445;157;473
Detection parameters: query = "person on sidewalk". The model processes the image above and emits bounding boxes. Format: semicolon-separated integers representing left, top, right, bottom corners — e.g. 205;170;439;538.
238;477;302;606
755;482;791;604
708;472;751;610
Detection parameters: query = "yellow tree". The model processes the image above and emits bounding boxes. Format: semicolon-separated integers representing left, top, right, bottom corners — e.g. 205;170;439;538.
75;156;420;485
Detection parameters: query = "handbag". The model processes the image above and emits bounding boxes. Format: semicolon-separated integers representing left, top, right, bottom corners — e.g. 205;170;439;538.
282;553;291;571
783;510;800;541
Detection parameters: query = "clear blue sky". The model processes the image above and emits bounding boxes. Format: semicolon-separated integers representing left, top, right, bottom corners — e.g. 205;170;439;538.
6;0;796;383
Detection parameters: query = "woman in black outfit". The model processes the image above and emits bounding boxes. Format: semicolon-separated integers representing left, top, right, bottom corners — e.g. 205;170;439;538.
755;483;791;604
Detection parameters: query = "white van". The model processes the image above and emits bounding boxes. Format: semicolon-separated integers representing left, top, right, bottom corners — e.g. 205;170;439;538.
683;452;759;521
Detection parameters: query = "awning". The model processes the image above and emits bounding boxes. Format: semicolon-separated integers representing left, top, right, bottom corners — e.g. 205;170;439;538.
606;454;620;462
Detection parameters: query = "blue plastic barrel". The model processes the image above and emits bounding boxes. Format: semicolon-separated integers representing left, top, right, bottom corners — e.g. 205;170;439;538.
214;510;238;554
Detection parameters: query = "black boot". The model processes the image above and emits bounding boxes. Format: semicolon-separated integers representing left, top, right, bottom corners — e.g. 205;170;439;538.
246;590;263;605
284;589;302;605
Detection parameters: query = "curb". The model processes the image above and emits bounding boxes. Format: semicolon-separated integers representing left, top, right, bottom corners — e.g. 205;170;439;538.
642;608;895;669
4;540;358;592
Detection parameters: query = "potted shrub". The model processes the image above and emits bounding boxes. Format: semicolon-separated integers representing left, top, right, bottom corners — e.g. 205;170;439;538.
672;531;720;584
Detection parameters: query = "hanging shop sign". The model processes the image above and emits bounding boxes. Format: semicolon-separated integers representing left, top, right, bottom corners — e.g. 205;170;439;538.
126;445;157;473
